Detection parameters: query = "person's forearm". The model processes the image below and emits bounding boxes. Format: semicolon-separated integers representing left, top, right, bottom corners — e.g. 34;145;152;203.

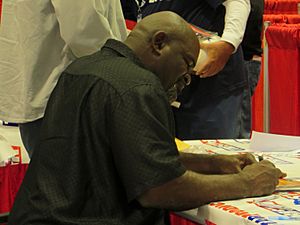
138;160;282;211
179;152;221;174
138;170;250;211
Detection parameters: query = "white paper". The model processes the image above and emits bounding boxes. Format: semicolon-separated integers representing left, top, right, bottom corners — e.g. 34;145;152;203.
250;131;300;152
0;121;30;164
0;134;16;163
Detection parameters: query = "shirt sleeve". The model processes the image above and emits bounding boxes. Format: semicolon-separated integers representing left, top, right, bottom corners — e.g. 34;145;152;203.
221;0;251;50
110;84;186;202
50;0;128;57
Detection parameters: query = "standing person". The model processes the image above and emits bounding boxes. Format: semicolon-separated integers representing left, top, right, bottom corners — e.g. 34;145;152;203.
0;0;128;157
121;0;148;22
142;0;252;139
9;12;285;225
242;0;264;96
121;0;139;21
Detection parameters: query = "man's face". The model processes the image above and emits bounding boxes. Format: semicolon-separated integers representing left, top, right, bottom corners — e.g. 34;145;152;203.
156;38;198;91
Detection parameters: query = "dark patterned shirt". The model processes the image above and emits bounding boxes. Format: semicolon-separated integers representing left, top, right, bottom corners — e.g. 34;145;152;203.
9;39;186;225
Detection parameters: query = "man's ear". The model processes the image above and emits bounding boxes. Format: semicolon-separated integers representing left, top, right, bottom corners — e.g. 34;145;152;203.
152;31;168;55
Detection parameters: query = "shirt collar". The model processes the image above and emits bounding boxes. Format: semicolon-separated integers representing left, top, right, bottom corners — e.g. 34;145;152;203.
103;39;145;69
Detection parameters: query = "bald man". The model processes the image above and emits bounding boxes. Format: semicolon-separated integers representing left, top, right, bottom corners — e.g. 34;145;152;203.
9;12;284;225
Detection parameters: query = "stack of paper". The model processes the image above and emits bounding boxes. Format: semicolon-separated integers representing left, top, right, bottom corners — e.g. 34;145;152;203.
250;131;300;152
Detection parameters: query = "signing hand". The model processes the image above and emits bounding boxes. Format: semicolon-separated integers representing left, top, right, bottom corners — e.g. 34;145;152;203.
240;160;287;197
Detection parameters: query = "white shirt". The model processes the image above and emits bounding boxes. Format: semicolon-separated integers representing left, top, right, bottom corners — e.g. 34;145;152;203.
0;0;128;123
222;0;251;50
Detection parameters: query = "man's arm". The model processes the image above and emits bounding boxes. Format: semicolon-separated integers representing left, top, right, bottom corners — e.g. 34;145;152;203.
195;0;250;77
138;160;285;211
179;152;257;174
51;0;128;57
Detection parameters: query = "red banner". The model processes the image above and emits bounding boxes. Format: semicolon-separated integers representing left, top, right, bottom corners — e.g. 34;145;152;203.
0;0;2;24
169;213;203;225
0;163;28;214
264;14;300;24
266;24;300;136
264;0;300;14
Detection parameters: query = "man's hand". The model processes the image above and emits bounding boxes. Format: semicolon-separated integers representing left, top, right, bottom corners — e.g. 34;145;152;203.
240;160;287;196
212;153;257;174
194;41;234;78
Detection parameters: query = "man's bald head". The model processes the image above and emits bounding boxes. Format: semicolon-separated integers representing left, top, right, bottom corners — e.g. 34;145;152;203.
124;11;199;90
128;11;194;43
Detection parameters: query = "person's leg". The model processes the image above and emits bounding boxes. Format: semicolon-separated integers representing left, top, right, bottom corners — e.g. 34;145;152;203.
238;59;262;138
173;90;250;140
19;118;43;158
240;81;252;139
245;59;261;96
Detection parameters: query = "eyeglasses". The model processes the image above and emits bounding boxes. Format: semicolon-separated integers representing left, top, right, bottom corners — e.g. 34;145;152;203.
182;73;191;86
173;73;192;93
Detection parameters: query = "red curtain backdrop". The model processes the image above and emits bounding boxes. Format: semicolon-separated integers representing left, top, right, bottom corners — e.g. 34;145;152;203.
264;14;300;23
0;0;2;23
125;19;136;30
251;61;265;132
253;14;300;133
0;164;28;214
264;0;300;14
170;213;203;225
266;24;300;135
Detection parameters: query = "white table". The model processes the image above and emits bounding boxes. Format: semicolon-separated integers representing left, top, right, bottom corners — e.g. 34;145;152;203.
174;139;300;225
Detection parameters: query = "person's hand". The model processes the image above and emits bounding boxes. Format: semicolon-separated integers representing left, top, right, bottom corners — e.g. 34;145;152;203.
239;160;287;197
212;153;257;174
194;41;234;78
